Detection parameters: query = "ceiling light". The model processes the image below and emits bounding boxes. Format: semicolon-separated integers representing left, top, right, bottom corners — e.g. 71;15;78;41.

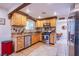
38;16;42;19
53;12;57;16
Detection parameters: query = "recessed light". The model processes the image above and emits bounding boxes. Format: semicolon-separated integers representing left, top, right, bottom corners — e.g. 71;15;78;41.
38;16;42;19
53;12;57;16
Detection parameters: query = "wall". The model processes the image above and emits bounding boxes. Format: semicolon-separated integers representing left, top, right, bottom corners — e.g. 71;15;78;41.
56;19;68;56
0;9;11;55
56;19;68;44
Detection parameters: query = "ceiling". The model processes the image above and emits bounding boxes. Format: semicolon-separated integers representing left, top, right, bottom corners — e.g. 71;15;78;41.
0;3;21;11
0;3;74;19
20;3;73;18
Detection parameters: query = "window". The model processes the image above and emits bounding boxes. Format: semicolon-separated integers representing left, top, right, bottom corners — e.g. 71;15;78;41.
25;19;35;31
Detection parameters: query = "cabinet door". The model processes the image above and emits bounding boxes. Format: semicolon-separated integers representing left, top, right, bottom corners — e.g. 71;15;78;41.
36;20;40;27
32;34;37;44
32;33;40;44
11;13;27;26
21;15;26;26
17;37;24;51
50;33;55;44
40;21;43;27
36;20;43;28
50;19;56;27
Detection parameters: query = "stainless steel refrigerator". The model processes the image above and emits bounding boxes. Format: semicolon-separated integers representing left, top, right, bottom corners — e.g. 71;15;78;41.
68;17;75;56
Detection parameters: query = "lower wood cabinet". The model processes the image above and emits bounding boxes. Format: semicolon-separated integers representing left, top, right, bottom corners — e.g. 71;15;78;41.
39;33;42;41
32;33;41;44
15;36;24;52
50;33;55;44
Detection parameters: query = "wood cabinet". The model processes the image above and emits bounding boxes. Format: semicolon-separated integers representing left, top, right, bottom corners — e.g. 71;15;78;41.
50;19;56;27
17;36;24;51
36;18;56;28
36;20;43;28
32;33;41;44
39;33;42;41
11;13;27;26
50;33;55;44
15;36;24;52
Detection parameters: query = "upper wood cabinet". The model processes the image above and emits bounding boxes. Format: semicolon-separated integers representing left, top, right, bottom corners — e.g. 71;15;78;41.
36;18;56;28
11;13;27;26
36;20;43;28
50;18;56;27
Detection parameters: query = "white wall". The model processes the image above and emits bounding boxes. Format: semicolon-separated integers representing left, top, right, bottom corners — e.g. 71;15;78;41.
56;19;68;44
0;9;11;55
56;19;68;56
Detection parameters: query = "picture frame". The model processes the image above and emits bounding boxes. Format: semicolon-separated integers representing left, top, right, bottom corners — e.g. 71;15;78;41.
0;18;5;25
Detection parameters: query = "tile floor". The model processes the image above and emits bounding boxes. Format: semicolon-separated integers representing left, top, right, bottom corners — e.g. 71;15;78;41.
11;42;68;56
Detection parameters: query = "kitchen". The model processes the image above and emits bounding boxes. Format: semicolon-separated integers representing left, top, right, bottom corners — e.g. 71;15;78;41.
0;3;78;56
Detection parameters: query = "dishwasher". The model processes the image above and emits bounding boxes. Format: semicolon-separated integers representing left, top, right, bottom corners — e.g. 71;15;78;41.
24;35;31;48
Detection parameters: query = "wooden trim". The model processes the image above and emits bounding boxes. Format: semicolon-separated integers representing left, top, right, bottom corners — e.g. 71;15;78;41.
8;3;31;19
36;16;57;20
16;11;36;22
